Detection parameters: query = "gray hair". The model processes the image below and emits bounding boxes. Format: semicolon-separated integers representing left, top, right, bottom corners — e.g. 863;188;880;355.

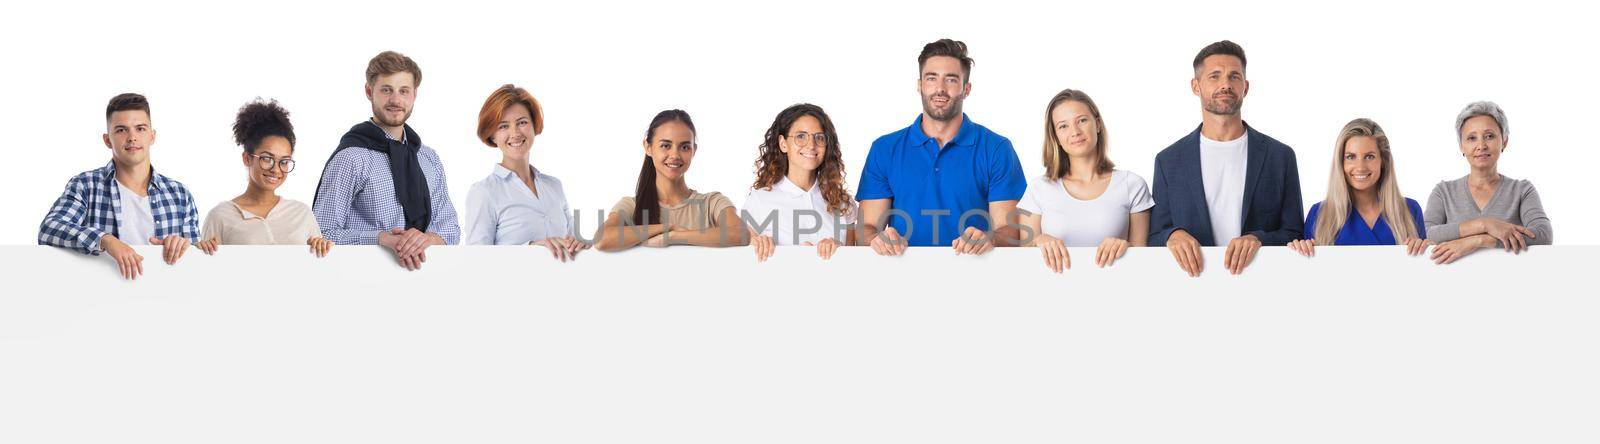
1455;101;1508;142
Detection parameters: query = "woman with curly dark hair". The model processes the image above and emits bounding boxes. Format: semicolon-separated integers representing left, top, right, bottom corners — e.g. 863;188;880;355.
196;98;333;257
741;104;857;261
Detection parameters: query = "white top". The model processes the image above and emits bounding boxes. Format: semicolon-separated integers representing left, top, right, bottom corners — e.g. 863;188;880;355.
1199;133;1248;245
1018;170;1154;247
116;181;155;245
465;164;573;245
201;198;321;245
741;176;858;245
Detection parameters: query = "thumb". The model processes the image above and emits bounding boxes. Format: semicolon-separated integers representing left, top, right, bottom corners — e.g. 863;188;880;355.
148;236;161;244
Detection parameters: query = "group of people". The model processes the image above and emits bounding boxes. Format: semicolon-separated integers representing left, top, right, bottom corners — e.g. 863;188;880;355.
38;40;1555;280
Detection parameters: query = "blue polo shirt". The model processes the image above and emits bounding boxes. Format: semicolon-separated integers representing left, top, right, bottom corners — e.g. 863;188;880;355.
857;114;1027;247
1303;198;1426;245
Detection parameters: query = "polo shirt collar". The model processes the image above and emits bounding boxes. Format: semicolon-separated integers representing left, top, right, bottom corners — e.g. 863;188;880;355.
909;113;975;148
775;175;818;197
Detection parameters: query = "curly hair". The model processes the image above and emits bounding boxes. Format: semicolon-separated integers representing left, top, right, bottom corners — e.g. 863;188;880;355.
232;98;295;153
751;104;853;217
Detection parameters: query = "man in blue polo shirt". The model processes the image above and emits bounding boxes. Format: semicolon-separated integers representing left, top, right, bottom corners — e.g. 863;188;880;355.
857;38;1027;256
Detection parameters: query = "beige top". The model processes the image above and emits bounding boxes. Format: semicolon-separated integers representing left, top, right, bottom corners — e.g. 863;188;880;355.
201;198;322;245
609;190;735;229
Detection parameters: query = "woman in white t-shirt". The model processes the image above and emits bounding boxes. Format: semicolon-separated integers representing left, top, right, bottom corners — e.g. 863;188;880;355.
742;104;858;261
1018;89;1153;272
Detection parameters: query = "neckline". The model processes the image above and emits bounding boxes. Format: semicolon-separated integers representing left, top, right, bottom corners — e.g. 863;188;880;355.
1057;171;1120;203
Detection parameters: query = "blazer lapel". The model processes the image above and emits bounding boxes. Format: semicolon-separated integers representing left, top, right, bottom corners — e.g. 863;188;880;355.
1180;127;1215;244
1240;123;1267;222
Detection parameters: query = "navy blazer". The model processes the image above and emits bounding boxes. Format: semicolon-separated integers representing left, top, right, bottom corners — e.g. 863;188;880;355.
1148;123;1304;247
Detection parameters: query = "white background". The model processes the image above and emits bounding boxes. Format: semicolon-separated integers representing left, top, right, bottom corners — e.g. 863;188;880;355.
2;245;1597;443
0;0;1591;244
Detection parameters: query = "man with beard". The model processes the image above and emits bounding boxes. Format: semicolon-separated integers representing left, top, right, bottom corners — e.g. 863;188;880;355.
857;38;1026;256
313;51;460;271
1149;40;1303;277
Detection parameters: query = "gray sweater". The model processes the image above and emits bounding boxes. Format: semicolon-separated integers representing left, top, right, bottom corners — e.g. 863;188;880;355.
1424;174;1553;245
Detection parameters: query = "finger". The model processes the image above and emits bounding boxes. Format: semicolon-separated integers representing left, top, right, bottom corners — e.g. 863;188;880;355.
1243;243;1258;272
1192;246;1204;276
134;253;144;277
1041;246;1055;272
172;239;189;263
119;257;131;280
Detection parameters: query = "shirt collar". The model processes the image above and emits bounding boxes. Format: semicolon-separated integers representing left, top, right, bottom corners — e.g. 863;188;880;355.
102;161;169;193
369;120;407;144
492;163;538;182
907;113;975;149
775;175;819;198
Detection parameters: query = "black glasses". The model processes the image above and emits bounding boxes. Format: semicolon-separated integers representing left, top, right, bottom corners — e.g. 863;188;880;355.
788;131;827;148
250;153;296;173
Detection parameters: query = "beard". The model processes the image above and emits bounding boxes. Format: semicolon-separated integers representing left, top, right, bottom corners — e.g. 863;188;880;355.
371;102;413;127
1202;91;1242;116
921;92;966;122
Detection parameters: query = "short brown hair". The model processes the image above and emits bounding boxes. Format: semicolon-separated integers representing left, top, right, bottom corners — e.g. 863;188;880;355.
1193;40;1247;72
918;38;973;83
476;84;545;146
105;93;150;122
365;51;422;87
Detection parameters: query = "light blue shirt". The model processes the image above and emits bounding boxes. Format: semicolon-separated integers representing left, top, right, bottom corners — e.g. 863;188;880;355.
465;164;573;245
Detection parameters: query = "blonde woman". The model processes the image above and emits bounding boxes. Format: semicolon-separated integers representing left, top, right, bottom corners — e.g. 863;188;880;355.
1288;118;1426;256
1017;89;1152;273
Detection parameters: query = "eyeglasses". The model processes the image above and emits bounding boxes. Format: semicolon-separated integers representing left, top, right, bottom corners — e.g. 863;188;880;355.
250;153;296;173
788;132;827;148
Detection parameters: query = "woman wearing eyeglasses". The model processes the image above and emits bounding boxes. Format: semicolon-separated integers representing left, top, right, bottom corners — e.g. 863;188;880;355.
742;104;858;261
196;99;333;257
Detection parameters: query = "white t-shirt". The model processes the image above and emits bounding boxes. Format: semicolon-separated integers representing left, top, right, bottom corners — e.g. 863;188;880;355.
741;176;858;245
1200;133;1248;245
116;181;156;245
1017;170;1154;247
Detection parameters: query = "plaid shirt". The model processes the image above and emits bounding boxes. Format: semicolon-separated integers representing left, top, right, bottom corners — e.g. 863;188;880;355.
38;162;201;255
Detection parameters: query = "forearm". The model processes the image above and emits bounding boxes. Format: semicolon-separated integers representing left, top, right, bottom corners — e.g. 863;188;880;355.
668;225;748;247
595;223;665;251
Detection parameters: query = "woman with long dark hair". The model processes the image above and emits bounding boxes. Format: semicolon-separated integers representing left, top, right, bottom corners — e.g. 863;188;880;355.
593;110;748;251
742;104;857;261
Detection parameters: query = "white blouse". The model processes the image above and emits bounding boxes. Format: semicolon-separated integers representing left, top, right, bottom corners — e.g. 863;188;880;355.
1018;169;1154;247
464;164;573;245
741;176;857;245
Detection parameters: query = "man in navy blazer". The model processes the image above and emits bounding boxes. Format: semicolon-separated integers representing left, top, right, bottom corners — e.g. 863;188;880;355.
1149;40;1304;277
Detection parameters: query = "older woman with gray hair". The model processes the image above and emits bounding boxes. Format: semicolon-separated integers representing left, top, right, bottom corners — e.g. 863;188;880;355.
1424;101;1553;264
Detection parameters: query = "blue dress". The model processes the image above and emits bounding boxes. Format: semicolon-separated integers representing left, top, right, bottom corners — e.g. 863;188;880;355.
1303;198;1426;245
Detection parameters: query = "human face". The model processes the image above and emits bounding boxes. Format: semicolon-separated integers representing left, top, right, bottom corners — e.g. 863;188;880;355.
103;110;155;168
644;120;695;181
780;115;825;175
1050;100;1099;159
1459;115;1505;170
244;136;294;192
366;71;416;128
1342;135;1382;193
1191;54;1248;116
491;103;536;161
918;55;969;122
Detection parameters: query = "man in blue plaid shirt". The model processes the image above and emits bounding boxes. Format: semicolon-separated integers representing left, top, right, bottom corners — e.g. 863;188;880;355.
38;93;200;280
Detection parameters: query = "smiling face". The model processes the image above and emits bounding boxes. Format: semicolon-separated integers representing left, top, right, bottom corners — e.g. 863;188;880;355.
644;120;695;181
244;136;294;192
918;55;969;122
1342;135;1382;193
1192;54;1249;117
1050;100;1099;159
1459;115;1505;170
491;103;536;160
366;71;416;128
104;110;155;168
779;114;825;175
